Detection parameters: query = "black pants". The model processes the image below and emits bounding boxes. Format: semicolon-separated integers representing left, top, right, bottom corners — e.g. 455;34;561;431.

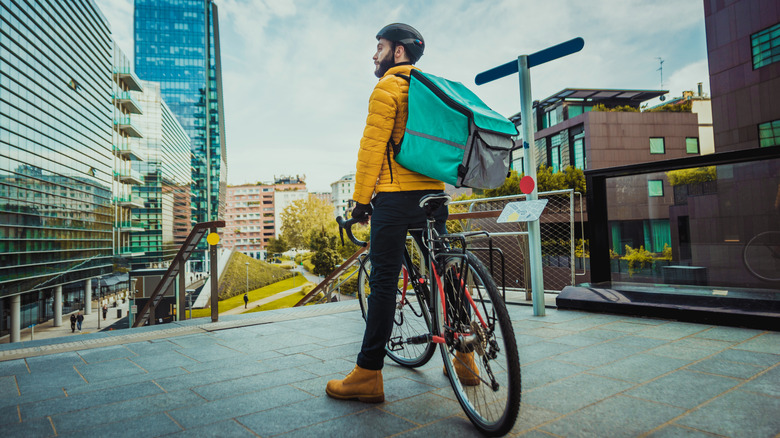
356;190;448;370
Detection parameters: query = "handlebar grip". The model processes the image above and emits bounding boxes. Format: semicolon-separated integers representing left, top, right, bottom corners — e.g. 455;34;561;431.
336;216;368;247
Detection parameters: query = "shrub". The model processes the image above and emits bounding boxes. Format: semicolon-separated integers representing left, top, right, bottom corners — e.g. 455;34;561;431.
621;245;655;276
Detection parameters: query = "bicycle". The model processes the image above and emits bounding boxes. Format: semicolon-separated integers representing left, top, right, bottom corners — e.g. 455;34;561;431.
743;231;780;282
337;193;521;436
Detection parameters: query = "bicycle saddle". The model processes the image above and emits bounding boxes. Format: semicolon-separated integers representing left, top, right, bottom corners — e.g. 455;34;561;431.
419;193;451;216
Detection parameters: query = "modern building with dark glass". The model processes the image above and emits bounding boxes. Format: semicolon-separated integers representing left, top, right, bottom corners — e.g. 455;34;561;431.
0;0;115;340
133;0;227;270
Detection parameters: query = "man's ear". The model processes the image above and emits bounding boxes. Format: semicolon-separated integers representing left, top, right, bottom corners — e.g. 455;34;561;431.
394;44;408;63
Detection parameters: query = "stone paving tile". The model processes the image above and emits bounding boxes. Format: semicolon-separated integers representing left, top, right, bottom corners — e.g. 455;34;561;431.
128;349;199;372
693;327;765;343
646;343;722;361
15;368;86;394
56;412;182;438
610;335;670;351
521;359;588;390
540;395;684;438
383;376;438;403
76;345;136;364
0;416;53;437
602;321;656;333
167;333;223;349
738;364;780;397
298;357;355;376
237;394;369;436
0;358;28;376
0;385;65;410
687;357;766;379
709;349;779;367
63;366;187;396
25;351;85;372
180;350;280;373
522;327;577;339
155;362;274;393
258;352;323;370
75;358;146;383
0;403;20;425
19;380;163;421
588;353;690;383
50;389;204;433
163;419;256;437
381;392;461;426
276;406;418;438
0;375;17;398
192;367;318;401
507;403;561;435
553;340;645;367
522;373;634;414
518;341;578;364
675;389;780;438
301;342;361;361
166;385;313;429
394;415;483;437
547;333;608;347
289;372;342;396
625;370;740;409
635;322;711;340
732;332;780;354
646;424;723;437
173;343;247;363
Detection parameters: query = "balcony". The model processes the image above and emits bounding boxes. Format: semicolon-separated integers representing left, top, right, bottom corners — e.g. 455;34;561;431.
115;195;144;208
113;91;143;114
117;221;146;233
114;117;143;138
112;144;144;161
113;68;143;92
113;169;144;185
116;245;145;255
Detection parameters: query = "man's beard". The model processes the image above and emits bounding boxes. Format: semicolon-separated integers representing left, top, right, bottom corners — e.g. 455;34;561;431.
374;52;395;78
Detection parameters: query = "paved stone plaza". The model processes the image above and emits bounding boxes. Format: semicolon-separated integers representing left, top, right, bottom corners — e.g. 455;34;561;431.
0;301;778;437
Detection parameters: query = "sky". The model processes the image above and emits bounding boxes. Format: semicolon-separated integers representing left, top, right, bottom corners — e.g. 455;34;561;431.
95;0;710;193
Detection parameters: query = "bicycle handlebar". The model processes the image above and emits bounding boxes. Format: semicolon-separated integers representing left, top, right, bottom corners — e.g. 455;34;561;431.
336;216;368;247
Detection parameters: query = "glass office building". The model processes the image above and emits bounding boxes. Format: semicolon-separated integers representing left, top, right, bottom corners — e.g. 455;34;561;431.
0;1;114;338
131;81;192;269
134;0;227;270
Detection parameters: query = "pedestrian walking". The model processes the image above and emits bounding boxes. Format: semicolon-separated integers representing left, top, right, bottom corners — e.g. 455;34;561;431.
76;312;83;331
102;304;108;321
70;313;76;333
243;293;249;309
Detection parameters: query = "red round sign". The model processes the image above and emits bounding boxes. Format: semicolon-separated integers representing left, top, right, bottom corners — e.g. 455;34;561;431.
519;176;535;194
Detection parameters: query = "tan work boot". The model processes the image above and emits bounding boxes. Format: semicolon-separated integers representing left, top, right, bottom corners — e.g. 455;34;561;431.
444;351;481;386
326;365;384;403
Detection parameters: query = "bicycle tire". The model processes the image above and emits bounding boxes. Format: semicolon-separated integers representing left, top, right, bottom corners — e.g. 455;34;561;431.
743;231;780;282
435;252;521;436
357;249;436;368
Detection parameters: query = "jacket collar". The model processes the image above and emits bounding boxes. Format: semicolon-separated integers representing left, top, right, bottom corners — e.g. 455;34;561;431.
382;63;417;78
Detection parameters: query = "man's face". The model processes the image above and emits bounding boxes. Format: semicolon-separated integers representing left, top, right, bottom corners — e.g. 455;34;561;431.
374;38;395;78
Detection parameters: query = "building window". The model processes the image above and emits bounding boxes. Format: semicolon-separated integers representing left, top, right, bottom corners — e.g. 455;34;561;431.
758;120;780;147
751;23;780;69
571;127;586;170
648;180;664;197
548;134;562;172
649;137;665;154
685;137;699;154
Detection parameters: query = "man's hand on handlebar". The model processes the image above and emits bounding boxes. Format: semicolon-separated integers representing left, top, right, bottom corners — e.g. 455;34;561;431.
351;202;372;224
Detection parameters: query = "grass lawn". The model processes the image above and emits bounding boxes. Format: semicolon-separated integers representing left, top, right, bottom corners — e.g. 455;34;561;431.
245;291;309;312
189;274;306;318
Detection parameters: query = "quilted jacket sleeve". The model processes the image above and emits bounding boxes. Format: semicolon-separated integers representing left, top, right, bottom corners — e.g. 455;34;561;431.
352;78;399;204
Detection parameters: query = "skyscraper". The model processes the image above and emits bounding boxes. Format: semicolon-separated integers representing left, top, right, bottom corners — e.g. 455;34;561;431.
133;0;227;269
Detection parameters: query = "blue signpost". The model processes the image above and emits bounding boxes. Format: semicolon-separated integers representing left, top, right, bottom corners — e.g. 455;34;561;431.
476;37;584;316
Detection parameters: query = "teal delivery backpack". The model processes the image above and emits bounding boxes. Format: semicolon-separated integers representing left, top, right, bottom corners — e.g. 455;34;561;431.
392;69;520;189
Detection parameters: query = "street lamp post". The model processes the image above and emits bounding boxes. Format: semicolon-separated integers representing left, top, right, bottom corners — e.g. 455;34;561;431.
245;262;249;295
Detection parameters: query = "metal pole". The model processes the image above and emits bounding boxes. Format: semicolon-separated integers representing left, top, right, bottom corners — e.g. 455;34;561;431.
245;262;249;295
210;228;219;322
517;55;546;316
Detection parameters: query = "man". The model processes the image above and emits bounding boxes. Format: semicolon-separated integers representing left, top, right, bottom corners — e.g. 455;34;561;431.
244;293;249;309
325;23;447;403
76;311;83;331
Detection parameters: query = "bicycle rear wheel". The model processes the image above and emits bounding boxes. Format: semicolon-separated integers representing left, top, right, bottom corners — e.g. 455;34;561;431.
357;247;436;368
435;252;521;436
743;231;780;282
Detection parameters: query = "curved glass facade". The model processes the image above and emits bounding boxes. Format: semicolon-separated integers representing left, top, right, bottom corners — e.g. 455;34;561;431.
0;0;114;334
134;0;227;271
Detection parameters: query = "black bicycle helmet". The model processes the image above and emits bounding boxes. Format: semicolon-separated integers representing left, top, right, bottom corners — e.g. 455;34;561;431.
376;23;425;63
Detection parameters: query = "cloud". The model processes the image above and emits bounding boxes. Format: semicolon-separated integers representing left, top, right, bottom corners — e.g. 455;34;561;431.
94;0;710;192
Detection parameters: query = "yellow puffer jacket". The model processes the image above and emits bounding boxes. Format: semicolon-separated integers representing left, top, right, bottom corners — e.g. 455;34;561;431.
352;64;444;205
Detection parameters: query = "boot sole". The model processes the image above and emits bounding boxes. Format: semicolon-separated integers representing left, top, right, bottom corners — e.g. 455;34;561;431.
326;388;384;403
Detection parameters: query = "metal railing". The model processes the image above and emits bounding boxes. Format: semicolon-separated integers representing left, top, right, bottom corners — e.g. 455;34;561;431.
298;190;585;306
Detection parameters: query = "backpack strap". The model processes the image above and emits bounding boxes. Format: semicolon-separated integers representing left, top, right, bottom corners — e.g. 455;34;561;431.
385;74;412;183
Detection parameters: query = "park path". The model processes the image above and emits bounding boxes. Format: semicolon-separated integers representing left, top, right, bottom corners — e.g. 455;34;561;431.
220;266;321;316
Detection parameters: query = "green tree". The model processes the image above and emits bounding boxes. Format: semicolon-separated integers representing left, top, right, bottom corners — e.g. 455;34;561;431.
265;236;288;255
311;248;341;276
280;196;337;249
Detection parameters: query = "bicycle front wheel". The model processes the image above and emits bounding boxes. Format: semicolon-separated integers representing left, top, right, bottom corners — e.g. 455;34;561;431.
743;231;780;282
357;255;436;368
435;252;521;436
